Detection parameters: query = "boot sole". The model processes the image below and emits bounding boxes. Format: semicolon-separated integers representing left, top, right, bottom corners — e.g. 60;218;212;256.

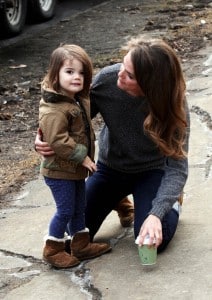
77;246;112;261
43;257;80;268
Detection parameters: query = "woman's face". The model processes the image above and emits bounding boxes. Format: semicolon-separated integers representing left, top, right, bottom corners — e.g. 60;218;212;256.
117;51;144;97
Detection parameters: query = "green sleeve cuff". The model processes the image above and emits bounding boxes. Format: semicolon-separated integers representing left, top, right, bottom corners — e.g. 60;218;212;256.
68;144;88;164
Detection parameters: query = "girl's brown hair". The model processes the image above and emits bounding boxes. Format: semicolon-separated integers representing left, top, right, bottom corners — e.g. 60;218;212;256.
123;36;187;159
42;44;93;98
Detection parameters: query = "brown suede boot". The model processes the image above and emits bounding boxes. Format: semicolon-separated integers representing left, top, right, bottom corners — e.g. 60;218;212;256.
114;197;134;227
178;193;183;205
43;239;80;268
71;232;111;261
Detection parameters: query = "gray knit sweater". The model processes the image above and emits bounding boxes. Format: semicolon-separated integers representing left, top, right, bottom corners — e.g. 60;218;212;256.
90;63;190;220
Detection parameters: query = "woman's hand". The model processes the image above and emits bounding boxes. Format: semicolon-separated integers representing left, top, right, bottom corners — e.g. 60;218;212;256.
34;128;54;156
137;214;163;248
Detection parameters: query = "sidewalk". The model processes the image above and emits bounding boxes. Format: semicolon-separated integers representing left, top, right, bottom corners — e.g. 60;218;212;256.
0;49;211;300
0;2;212;300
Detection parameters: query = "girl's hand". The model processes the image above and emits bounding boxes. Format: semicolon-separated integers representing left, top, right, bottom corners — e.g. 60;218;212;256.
82;156;97;173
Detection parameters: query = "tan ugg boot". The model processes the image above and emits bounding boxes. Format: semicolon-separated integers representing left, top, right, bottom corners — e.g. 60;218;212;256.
71;231;111;261
43;239;80;268
114;197;134;227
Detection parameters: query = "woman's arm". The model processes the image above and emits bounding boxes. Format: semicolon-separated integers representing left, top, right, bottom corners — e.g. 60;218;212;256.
149;102;190;219
34;128;55;156
137;101;190;247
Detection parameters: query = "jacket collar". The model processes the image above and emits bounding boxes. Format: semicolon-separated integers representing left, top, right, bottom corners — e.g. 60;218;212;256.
41;88;77;104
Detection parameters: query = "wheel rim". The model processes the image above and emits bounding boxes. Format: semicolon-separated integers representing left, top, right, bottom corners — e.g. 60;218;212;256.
39;0;52;12
6;0;22;26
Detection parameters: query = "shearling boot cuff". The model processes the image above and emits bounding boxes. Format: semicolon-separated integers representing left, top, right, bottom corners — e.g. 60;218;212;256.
43;235;66;242
76;227;89;234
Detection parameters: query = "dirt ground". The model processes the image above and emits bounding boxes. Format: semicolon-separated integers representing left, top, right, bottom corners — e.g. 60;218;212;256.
0;0;211;206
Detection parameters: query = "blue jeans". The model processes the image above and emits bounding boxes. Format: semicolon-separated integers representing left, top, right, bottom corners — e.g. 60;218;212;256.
85;161;179;253
44;177;86;238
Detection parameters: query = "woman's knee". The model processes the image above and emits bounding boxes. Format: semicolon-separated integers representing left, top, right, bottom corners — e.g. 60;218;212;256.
158;208;179;253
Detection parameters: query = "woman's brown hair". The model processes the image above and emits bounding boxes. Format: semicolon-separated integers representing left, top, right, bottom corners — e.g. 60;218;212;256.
42;44;93;99
123;36;187;159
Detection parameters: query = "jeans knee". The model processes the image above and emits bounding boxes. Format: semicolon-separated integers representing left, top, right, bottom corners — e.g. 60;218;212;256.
158;208;179;253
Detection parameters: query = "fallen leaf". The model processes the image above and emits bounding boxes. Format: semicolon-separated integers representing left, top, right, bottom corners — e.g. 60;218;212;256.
9;64;27;69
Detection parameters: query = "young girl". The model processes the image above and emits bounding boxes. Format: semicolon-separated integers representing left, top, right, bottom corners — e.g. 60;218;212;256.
39;44;111;268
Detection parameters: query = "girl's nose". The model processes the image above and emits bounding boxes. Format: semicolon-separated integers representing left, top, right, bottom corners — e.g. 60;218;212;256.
74;73;81;79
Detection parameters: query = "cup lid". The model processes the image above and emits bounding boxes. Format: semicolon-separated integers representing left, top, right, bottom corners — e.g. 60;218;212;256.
135;235;156;245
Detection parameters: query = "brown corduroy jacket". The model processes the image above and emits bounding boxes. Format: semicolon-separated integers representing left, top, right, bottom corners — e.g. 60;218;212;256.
39;88;95;180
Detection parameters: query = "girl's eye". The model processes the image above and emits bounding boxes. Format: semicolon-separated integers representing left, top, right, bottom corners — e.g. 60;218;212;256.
67;70;73;74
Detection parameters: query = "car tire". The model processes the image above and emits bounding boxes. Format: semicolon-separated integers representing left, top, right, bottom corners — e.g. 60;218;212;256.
29;0;57;22
0;0;27;38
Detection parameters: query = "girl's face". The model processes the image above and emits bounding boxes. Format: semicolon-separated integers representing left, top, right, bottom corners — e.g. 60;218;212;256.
117;51;144;97
58;58;84;98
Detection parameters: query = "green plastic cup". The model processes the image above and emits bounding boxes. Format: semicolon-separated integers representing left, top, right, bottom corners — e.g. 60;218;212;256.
136;236;157;265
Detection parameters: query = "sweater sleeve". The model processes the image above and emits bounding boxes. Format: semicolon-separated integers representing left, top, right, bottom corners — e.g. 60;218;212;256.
90;70;103;119
90;88;100;119
90;63;121;119
149;155;189;219
149;102;190;220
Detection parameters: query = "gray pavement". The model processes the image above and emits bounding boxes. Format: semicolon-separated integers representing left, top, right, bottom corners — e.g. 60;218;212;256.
1;2;212;300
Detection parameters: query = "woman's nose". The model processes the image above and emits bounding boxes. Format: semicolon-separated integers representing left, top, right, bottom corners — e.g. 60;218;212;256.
118;68;125;78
